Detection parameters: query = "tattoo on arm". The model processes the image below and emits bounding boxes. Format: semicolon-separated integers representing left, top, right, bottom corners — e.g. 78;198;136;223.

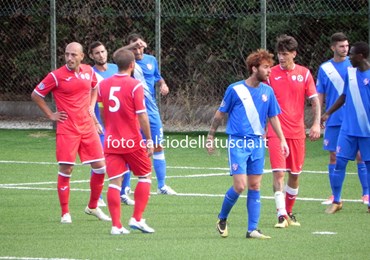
208;116;222;137
311;97;321;125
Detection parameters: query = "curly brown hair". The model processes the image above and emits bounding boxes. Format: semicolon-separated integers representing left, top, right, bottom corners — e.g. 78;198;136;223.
246;49;274;75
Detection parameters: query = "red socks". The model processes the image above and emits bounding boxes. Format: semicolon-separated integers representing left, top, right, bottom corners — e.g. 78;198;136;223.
88;172;105;209
133;180;151;221
57;173;70;216
107;184;122;228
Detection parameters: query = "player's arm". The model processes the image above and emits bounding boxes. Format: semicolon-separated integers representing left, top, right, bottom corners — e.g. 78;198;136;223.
138;112;153;157
119;39;147;51
31;91;67;122
308;96;321;141
206;110;225;155
321;94;346;125
317;93;326;129
90;87;103;134
268;115;289;158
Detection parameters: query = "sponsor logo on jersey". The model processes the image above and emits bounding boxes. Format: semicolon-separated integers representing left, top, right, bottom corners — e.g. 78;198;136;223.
274;76;282;80
65;77;73;81
38;82;45;90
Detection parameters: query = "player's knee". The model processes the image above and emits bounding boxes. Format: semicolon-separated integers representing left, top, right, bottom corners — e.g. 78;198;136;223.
336;157;349;171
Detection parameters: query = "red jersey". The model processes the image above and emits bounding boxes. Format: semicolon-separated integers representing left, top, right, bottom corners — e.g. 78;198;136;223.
98;74;146;154
267;64;317;139
33;64;98;135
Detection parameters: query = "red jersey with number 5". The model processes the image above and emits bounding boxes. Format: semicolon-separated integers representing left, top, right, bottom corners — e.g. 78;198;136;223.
98;73;146;154
267;64;317;139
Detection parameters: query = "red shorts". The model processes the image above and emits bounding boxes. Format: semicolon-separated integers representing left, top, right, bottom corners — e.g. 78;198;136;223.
268;137;305;174
56;131;104;164
105;148;152;180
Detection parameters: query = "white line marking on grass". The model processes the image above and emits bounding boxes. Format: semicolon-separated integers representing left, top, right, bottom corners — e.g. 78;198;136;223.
0;160;362;202
312;231;337;235
0;185;364;203
0;160;358;175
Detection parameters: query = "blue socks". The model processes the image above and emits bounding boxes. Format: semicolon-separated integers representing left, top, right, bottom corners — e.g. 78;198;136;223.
219;186;240;220
328;164;335;191
247;189;260;232
357;163;369;196
332;157;348;203
120;172;131;196
153;151;166;189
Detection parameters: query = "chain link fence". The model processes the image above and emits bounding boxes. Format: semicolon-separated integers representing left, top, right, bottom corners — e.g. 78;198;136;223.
1;0;368;130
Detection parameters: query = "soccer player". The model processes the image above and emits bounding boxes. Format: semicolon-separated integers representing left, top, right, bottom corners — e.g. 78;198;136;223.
31;42;111;224
98;48;155;234
267;35;321;228
122;33;176;195
207;49;289;239
88;41;135;206
317;33;369;205
321;41;370;214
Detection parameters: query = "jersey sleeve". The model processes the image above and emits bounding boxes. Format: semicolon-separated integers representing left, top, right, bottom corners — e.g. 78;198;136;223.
133;83;146;113
305;69;318;98
33;72;57;98
267;89;281;118
316;67;326;94
219;85;234;113
91;69;99;89
153;57;162;83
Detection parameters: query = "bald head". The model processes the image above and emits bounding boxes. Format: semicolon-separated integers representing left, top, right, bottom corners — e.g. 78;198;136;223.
65;42;84;71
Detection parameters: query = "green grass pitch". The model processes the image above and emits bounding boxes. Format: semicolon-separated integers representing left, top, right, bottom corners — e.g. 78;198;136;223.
0;129;368;259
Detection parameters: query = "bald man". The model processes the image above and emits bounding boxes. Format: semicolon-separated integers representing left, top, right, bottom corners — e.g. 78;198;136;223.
31;42;111;224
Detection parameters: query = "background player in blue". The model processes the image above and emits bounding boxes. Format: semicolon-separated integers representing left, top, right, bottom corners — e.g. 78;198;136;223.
317;33;369;205
123;33;176;195
321;41;370;214
207;49;289;239
88;41;135;206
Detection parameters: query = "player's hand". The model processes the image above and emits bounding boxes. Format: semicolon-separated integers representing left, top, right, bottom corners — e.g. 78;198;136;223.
206;135;216;155
135;39;147;48
320;112;329;129
280;141;289;158
160;84;169;96
309;123;321;141
146;139;154;157
49;111;67;122
95;123;103;135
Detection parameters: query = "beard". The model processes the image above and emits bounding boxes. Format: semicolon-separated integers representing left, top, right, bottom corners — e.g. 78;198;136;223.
95;60;106;66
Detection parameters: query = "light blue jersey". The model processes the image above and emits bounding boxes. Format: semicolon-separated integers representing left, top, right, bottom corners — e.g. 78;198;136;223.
316;57;351;126
219;80;281;138
316;57;352;126
134;64;159;116
135;54;162;102
341;67;370;137
133;54;163;145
